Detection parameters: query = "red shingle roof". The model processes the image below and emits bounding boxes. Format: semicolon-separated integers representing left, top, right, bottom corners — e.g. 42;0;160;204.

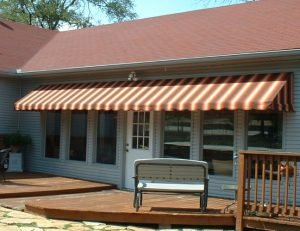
0;20;57;73
1;0;300;73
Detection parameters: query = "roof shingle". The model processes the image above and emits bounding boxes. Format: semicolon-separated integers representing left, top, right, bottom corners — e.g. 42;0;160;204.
0;20;57;73
1;0;300;73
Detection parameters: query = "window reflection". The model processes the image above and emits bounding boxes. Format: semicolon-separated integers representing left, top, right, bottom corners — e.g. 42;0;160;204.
97;111;117;165
69;111;87;161
164;111;191;159
248;112;282;150
203;111;234;176
45;111;61;158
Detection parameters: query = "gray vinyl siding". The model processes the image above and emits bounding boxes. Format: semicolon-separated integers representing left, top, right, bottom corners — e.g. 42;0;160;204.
0;78;19;134
15;67;300;200
285;70;300;151
279;70;300;204
152;111;163;159
19;79;125;187
191;111;201;161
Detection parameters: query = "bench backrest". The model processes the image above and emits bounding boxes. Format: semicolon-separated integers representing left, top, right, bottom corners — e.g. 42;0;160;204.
134;158;208;183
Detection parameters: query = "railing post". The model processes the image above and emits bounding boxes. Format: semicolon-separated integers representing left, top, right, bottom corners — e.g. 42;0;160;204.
236;152;246;231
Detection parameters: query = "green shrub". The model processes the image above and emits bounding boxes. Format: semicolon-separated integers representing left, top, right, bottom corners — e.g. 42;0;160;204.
5;132;31;152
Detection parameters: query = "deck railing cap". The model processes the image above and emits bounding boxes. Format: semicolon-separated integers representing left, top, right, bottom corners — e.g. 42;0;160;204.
239;150;300;157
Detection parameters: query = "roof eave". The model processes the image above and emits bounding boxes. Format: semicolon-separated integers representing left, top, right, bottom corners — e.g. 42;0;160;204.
16;48;300;77
0;69;19;78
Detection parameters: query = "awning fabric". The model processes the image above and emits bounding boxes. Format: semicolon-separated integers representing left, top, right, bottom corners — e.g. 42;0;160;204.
15;73;293;111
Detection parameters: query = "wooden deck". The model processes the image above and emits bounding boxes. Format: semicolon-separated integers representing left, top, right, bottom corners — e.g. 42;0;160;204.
0;172;115;198
25;190;236;227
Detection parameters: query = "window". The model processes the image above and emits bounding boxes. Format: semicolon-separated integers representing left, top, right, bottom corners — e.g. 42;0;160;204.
203;111;234;176
69;111;87;161
45;111;61;158
132;112;150;150
96;111;117;165
247;112;283;179
164;111;191;159
247;112;283;150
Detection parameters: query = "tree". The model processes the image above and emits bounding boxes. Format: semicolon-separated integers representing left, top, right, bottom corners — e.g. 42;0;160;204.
0;0;137;30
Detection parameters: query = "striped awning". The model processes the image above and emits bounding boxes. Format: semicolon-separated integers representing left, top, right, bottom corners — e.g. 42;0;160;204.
15;73;294;111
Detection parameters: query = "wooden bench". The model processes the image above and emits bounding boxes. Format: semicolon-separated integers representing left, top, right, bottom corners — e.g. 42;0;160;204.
133;158;209;212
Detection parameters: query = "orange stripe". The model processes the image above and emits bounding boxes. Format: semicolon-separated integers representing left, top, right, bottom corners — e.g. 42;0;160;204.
215;75;244;110
90;81;124;110
79;82;112;110
110;81;146;110
21;85;56;110
32;84;67;110
166;78;198;111
191;77;220;110
50;84;79;110
41;84;73;110
229;74;260;110
178;78;209;110
156;78;187;111
134;79;167;111
202;76;234;110
68;82;99;110
123;80;156;110
60;83;91;110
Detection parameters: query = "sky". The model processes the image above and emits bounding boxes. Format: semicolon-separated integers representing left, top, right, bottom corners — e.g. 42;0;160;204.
100;0;246;24
61;0;246;30
134;0;223;20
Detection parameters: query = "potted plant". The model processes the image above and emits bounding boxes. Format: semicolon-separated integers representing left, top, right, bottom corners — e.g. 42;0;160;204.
5;132;31;172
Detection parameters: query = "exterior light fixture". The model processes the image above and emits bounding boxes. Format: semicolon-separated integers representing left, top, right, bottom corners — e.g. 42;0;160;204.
128;71;138;81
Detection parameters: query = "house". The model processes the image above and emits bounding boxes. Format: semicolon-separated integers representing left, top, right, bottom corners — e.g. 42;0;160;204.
0;0;300;199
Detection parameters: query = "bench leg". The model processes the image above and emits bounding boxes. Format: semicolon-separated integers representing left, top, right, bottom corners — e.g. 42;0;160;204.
0;171;5;182
200;193;207;212
200;193;203;211
133;191;137;208
135;192;141;212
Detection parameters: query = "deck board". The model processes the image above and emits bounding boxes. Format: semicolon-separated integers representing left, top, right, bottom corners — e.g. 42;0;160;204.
25;190;236;226
2;172;300;229
0;172;115;198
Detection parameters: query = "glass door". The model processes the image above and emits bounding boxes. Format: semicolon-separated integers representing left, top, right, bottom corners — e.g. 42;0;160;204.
125;111;153;189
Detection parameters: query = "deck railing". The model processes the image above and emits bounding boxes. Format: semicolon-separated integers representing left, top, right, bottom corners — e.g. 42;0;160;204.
236;150;300;231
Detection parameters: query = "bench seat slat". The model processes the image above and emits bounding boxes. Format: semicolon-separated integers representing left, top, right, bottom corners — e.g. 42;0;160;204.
138;182;204;192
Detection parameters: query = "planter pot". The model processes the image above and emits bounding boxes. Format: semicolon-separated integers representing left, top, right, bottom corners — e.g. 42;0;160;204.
7;152;23;172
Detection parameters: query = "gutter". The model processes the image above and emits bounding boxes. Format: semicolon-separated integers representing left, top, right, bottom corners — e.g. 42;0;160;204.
11;48;300;77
